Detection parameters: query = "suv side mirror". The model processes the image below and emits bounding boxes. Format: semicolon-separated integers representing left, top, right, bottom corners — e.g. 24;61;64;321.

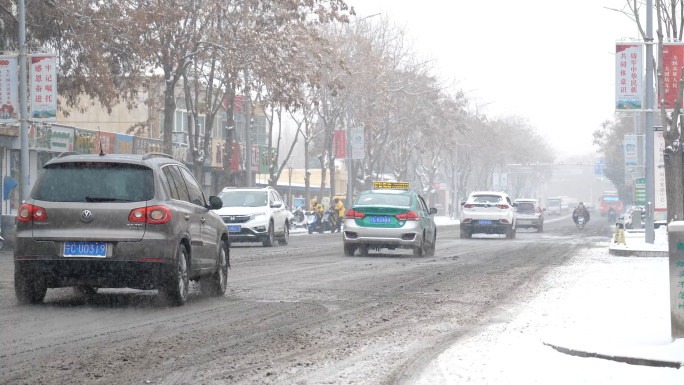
209;196;223;210
271;202;282;208
543;208;546;212
429;208;437;215
512;202;518;207
460;201;466;206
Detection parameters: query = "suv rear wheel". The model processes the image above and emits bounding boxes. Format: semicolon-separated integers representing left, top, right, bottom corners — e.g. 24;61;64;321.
161;244;189;306
202;242;228;296
505;225;516;239
15;264;47;305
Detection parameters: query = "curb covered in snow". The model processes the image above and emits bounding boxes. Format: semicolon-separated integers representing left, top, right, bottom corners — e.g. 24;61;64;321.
542;341;683;369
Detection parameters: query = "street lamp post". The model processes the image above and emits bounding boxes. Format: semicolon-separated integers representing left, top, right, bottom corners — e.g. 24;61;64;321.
645;0;655;243
18;0;29;201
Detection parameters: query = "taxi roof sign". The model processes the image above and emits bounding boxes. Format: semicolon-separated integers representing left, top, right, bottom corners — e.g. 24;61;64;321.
373;181;410;190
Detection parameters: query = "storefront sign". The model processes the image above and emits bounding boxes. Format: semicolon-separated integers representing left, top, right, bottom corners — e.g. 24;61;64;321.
29;54;57;121
615;43;643;111
115;134;134;154
30;125;74;151
133;136;163;155
635;177;646;206
0;55;19;123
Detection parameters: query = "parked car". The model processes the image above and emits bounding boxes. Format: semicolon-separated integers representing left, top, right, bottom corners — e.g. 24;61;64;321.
460;191;518;239
13;152;229;306
215;187;290;247
513;199;545;232
343;184;437;257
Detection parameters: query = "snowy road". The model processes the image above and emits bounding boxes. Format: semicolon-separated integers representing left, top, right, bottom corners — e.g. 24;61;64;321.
0;217;612;384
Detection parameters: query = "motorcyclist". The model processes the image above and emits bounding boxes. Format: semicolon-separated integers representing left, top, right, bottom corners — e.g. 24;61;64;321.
573;202;591;224
332;197;345;233
310;198;323;221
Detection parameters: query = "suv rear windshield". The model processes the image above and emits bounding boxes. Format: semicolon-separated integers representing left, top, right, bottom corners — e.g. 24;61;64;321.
517;202;536;213
32;162;155;202
548;200;561;206
355;193;411;207
219;191;268;207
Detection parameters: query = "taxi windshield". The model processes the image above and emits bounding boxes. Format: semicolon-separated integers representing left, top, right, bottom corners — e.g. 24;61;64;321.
355;193;411;207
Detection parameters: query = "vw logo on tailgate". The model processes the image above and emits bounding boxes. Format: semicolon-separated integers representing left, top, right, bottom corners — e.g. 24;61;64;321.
81;210;93;223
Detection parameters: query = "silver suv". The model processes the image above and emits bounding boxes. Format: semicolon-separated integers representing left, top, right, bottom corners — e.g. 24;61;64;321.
14;153;229;306
215;187;290;247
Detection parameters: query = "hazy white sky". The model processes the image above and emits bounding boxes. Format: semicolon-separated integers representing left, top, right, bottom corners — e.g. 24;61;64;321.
353;0;641;159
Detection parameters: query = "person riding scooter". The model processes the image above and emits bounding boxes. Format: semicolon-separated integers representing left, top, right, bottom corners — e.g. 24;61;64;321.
310;198;323;222
332;197;345;233
572;202;591;225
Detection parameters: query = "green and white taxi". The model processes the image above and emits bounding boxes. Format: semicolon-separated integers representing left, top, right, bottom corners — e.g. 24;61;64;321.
342;182;437;257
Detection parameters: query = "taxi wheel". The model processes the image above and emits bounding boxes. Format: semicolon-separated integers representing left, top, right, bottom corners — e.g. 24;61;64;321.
343;244;356;256
426;233;436;257
413;235;425;257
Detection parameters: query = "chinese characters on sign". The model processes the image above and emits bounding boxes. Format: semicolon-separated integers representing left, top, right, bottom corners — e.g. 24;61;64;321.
29;54;57;121
660;43;684;109
615;43;643;111
654;130;667;214
0;56;19;123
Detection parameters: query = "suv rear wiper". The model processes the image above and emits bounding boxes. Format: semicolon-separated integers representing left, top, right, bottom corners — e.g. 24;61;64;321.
85;196;134;202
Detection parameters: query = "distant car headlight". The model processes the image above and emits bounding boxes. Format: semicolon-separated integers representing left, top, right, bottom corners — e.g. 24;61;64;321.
249;212;267;221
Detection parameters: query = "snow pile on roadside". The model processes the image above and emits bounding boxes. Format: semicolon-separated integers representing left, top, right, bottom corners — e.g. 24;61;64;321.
415;246;684;385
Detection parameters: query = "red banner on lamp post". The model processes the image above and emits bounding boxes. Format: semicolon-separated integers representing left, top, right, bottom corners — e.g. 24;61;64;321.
659;43;684;110
334;130;346;159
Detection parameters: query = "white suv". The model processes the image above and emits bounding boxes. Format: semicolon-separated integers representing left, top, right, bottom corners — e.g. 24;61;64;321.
215;187;289;246
460;191;518;239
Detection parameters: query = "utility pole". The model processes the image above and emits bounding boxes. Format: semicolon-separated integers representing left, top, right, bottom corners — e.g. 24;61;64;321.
645;0;655;243
244;69;252;187
18;0;29;201
346;109;353;209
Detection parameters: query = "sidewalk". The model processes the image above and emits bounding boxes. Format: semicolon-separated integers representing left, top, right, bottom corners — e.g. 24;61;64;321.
415;242;684;384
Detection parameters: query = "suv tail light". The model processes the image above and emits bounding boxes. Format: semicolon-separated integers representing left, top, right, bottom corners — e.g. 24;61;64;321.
395;211;420;221
537;206;542;214
496;204;510;209
464;203;474;208
346;209;365;219
129;206;172;224
18;204;48;222
462;218;472;223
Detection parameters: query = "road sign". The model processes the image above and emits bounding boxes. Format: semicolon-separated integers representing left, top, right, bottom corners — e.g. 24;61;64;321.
635;177;646;205
594;158;605;175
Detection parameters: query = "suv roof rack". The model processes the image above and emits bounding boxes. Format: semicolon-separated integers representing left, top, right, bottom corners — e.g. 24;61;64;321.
142;152;173;160
57;151;81;158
